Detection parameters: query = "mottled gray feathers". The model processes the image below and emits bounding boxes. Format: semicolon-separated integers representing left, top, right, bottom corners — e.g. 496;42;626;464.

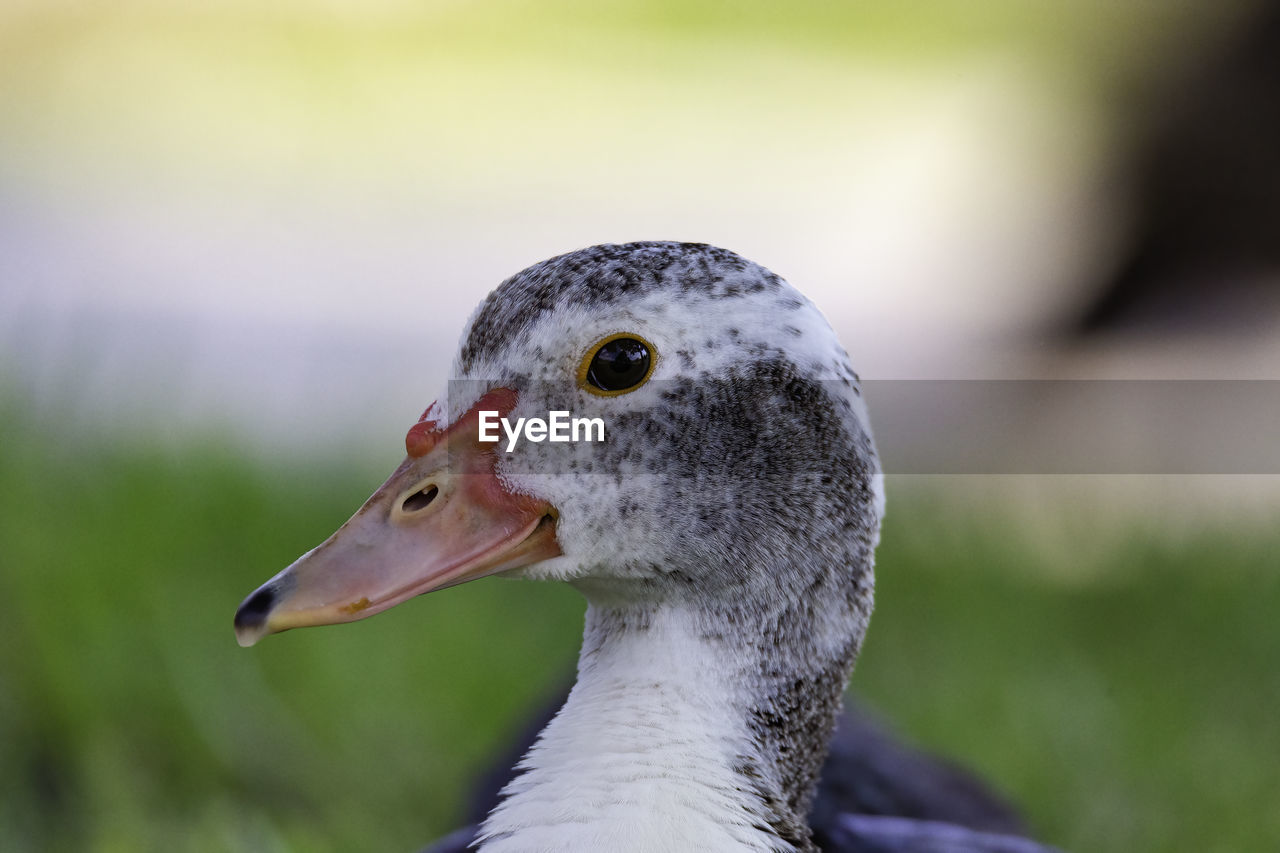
459;241;785;370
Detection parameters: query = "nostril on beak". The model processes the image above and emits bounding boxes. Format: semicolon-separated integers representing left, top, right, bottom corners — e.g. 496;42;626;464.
401;485;438;513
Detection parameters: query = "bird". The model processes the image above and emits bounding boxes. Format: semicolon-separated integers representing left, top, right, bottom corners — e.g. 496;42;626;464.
234;241;1062;852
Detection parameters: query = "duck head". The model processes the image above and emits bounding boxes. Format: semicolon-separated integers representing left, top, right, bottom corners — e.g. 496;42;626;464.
235;240;882;645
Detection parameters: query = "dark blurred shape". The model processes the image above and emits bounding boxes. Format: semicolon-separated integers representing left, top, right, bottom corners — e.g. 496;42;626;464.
421;691;1060;852
818;815;1065;853
808;701;1027;842
1080;1;1280;334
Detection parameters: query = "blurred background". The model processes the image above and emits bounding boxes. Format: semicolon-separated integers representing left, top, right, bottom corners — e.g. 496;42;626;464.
2;1;1278;851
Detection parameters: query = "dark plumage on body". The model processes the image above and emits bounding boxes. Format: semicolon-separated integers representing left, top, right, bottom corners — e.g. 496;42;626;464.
422;692;1049;853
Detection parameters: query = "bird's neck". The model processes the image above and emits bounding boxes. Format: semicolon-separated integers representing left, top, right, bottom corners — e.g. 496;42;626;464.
478;598;860;853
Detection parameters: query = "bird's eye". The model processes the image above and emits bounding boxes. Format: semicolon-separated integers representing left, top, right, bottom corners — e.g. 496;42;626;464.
578;334;656;396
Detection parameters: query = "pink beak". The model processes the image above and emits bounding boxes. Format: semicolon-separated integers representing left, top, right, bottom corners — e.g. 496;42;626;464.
234;388;561;647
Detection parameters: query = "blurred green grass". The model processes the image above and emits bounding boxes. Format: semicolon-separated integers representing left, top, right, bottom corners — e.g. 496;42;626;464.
1;407;1277;852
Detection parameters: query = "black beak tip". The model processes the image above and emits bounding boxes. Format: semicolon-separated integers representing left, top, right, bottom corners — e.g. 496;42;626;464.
234;585;276;646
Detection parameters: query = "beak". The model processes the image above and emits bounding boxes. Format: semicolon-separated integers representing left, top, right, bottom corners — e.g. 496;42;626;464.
233;388;561;647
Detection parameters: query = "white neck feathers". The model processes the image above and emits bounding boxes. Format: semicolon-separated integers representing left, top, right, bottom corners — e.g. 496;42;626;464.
477;606;793;853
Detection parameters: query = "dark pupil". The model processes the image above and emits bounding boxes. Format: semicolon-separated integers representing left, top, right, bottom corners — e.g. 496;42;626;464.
587;338;650;391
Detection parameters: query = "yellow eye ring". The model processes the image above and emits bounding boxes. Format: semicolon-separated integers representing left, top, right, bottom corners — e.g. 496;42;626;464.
577;333;658;397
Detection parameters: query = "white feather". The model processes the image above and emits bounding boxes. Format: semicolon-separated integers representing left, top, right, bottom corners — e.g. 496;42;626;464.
478;608;787;853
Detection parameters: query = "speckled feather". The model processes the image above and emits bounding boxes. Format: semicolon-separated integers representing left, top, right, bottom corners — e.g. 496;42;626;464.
458;242;787;372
